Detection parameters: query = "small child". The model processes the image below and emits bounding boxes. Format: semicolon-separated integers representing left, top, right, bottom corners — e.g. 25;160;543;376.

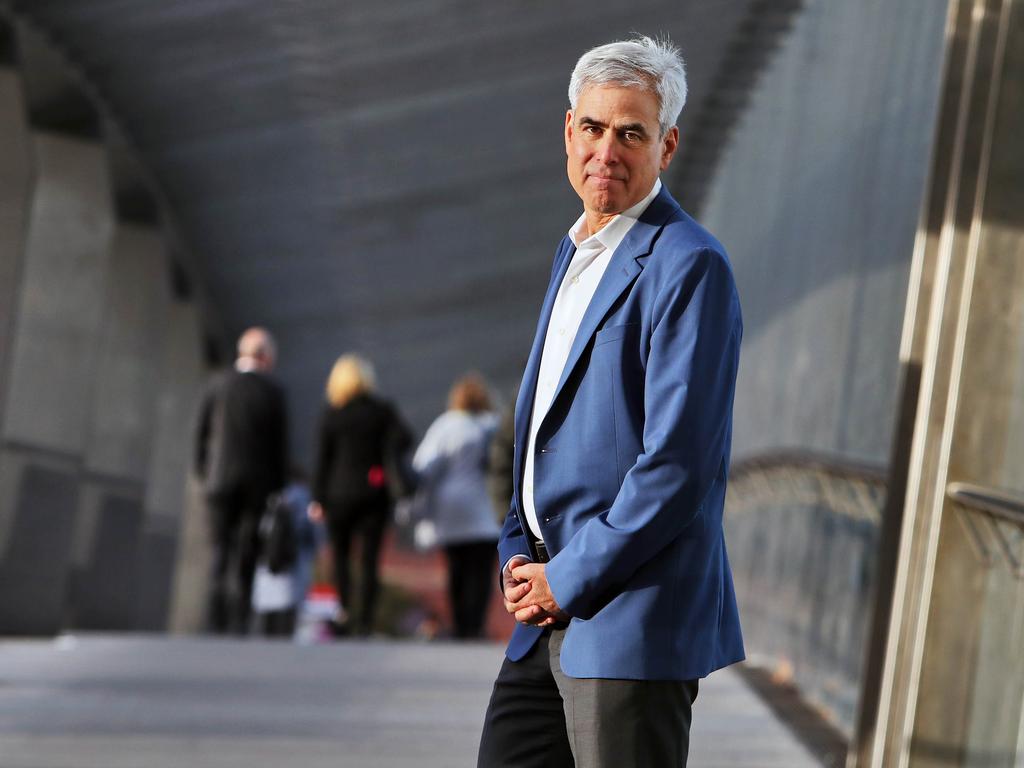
252;468;324;638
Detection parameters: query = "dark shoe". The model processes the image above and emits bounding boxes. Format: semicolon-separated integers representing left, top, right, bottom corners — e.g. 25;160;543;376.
327;618;351;638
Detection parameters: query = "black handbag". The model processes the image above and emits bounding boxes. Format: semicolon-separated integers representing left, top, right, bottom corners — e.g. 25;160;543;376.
258;493;298;574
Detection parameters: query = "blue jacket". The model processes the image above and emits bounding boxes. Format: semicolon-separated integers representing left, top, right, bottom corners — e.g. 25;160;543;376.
499;185;745;680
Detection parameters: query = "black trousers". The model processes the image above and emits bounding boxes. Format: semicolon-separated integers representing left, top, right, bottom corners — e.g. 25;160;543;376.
206;488;265;635
260;608;297;638
444;540;497;639
478;629;698;768
324;497;389;634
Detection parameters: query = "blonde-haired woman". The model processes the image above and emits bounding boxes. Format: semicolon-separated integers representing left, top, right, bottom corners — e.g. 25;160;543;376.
311;354;410;636
413;373;500;639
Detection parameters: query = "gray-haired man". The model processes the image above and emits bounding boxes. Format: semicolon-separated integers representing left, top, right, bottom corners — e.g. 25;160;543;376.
195;327;289;634
477;36;745;767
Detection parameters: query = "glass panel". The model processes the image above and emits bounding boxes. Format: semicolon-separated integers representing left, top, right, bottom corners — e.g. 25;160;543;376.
910;0;1024;764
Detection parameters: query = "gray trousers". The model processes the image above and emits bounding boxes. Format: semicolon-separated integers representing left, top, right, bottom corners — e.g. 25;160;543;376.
478;628;699;768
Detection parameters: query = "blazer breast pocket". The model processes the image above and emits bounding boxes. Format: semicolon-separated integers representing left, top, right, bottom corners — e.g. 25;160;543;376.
594;322;638;348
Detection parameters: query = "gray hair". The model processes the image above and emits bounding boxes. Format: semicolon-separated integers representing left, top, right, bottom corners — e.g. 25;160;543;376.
568;35;687;135
237;326;277;365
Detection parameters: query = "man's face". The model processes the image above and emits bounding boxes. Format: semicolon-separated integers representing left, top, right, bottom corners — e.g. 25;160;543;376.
565;85;678;227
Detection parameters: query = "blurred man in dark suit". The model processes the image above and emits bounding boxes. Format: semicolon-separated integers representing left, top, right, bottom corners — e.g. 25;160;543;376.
195;327;288;634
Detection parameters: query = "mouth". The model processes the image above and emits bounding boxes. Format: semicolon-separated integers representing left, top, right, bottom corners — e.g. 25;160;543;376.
587;175;625;187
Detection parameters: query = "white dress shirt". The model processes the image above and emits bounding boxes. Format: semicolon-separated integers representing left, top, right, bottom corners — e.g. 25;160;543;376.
521;179;662;541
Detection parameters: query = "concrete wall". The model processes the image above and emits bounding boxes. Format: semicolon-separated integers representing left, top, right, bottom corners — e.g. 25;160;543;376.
71;224;169;630
0;29;210;636
700;0;950;734
72;239;208;633
0;64;33;604
0;453;79;634
2;131;115;452
0;129;114;635
85;225;168;481
0;67;32;404
701;0;949;464
152;302;207;633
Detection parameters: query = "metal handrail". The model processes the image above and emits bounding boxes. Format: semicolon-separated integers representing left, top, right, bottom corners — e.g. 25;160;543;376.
947;481;1024;526
731;449;888;483
723;449;887;735
948;482;1024;579
727;450;887;524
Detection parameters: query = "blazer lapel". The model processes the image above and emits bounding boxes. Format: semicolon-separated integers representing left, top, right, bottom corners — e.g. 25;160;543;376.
546;187;680;419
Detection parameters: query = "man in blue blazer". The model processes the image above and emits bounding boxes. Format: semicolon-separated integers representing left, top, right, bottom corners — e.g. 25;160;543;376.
477;36;744;768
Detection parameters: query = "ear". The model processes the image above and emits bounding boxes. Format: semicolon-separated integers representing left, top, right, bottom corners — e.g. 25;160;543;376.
660;126;679;170
564;110;574;155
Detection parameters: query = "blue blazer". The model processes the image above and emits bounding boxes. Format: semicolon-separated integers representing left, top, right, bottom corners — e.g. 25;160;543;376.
499;185;745;681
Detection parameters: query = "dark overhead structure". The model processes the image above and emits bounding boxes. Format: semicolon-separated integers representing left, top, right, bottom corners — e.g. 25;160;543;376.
7;0;770;449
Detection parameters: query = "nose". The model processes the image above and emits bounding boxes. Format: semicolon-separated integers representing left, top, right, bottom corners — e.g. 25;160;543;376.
593;132;619;165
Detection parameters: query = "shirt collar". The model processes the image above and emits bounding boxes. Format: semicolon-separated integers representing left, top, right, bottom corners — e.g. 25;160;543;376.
568;178;662;250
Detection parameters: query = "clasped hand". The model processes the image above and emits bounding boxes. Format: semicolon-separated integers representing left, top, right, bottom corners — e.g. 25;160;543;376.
503;556;570;627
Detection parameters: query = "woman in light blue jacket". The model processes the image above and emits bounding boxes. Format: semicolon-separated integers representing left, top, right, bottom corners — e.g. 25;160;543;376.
413;373;500;639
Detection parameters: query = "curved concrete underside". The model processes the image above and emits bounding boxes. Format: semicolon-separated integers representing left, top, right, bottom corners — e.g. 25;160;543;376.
12;0;756;453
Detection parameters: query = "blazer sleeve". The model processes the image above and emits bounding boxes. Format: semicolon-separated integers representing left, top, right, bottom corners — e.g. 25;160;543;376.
545;247;742;620
497;501;532;587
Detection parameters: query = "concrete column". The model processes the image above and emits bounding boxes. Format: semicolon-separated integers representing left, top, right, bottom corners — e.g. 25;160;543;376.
2;132;115;451
85;225;169;480
67;482;143;630
0;65;35;628
70;224;170;629
0;25;211;636
153;301;209;634
0;131;115;635
0;65;33;430
0;449;79;634
138;259;207;632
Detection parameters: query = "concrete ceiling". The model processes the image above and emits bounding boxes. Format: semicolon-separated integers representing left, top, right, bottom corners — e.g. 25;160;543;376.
11;0;756;456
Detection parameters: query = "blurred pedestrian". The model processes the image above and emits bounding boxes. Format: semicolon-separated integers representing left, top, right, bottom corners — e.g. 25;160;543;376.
309;354;411;636
413;373;500;639
194;327;288;635
486;383;518;525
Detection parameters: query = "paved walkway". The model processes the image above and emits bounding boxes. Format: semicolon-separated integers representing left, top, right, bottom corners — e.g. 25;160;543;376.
0;636;820;767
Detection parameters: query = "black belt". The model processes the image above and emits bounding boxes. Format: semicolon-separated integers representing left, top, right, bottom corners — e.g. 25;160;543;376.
532;539;551;563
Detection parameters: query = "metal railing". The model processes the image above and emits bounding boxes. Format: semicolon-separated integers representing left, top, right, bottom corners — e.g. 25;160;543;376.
947;482;1024;578
725;450;888;736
